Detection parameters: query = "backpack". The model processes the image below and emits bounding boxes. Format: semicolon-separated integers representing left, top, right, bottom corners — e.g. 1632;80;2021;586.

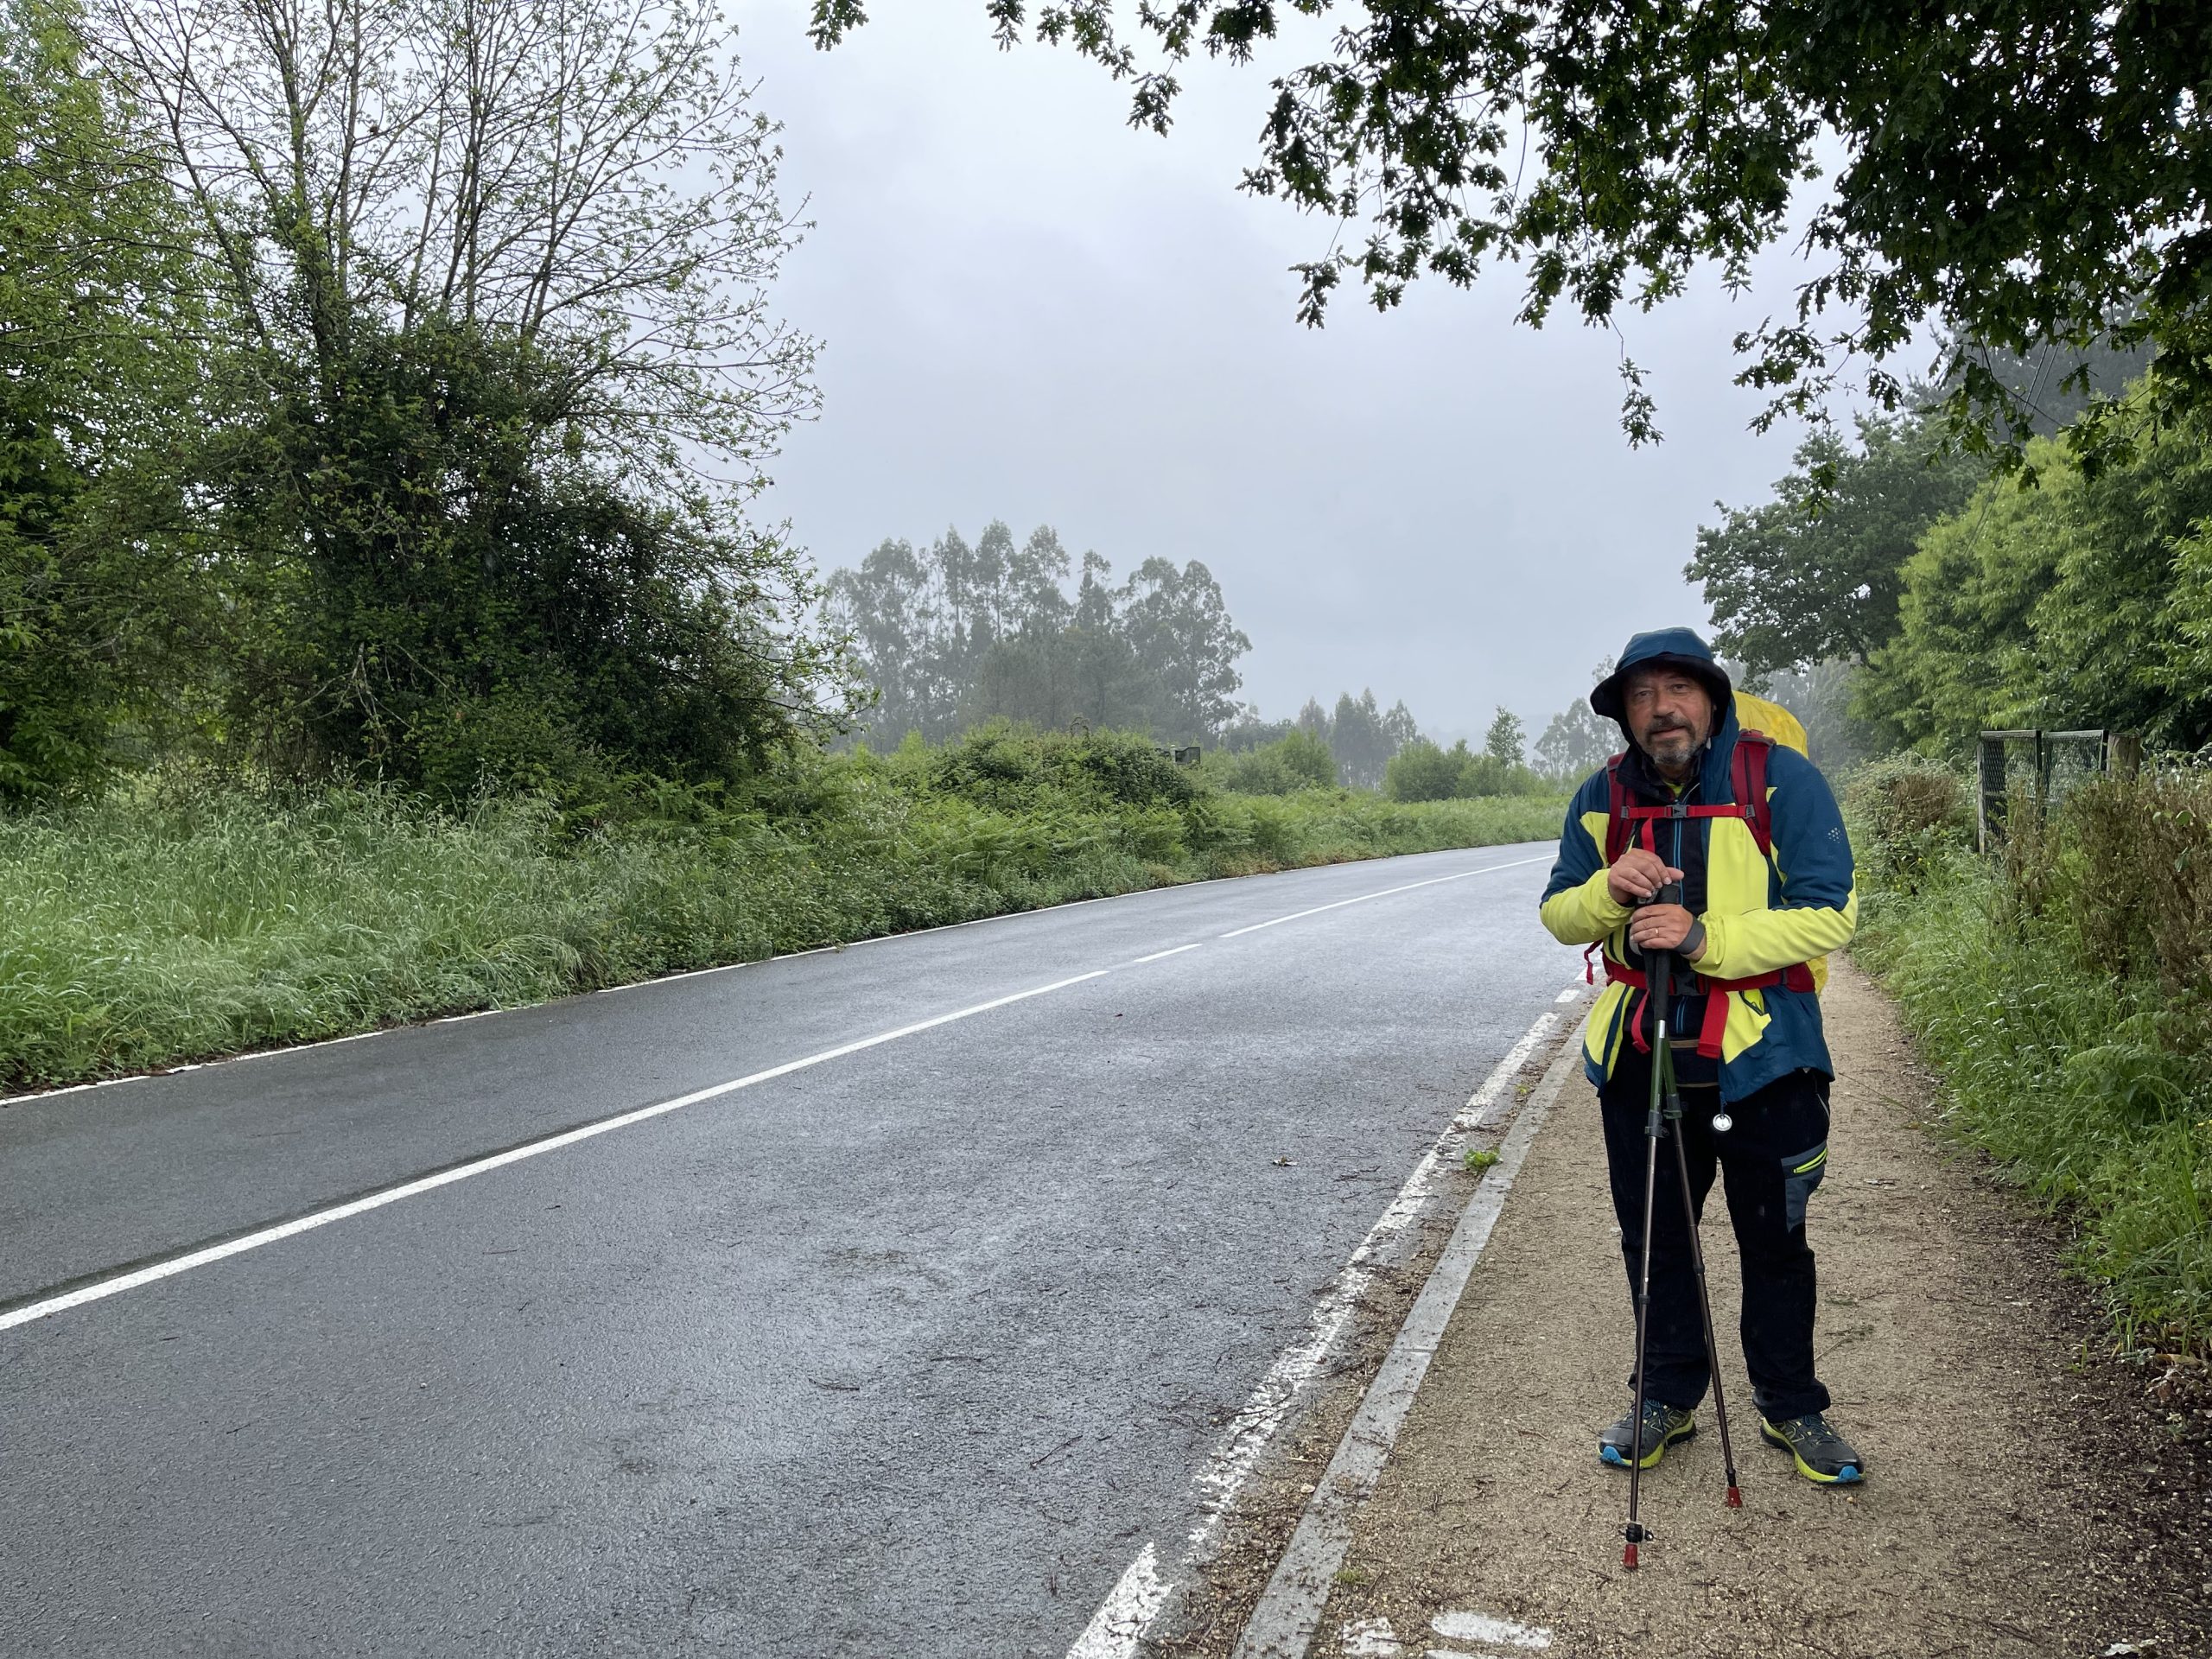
1593;728;1816;1060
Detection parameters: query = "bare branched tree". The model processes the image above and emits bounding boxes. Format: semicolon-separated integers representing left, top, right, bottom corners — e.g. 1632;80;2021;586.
93;0;816;487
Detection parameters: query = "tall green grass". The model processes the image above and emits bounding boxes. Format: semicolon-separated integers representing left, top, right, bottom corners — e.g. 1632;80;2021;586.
1849;760;2212;1354
0;734;1562;1090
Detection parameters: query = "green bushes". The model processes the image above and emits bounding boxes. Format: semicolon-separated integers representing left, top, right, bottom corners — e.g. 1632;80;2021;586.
915;723;1198;813
1842;754;1974;891
2066;770;2212;993
1852;769;2212;1354
1383;737;1549;802
0;740;1563;1090
1208;729;1338;795
1382;739;1463;801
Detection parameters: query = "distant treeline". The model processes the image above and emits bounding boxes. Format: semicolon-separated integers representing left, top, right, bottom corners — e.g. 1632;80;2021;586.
1217;690;1420;791
825;523;1249;747
830;528;1620;795
1215;697;1572;799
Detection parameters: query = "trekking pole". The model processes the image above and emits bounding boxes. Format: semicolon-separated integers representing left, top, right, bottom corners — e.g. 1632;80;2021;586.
1620;902;1673;1572
1653;912;1744;1511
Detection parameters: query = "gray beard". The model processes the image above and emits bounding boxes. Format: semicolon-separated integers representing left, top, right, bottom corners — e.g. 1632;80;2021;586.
1643;734;1699;779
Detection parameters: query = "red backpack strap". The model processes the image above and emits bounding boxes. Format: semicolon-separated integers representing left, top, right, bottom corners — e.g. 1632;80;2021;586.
1731;730;1775;858
1603;752;1631;864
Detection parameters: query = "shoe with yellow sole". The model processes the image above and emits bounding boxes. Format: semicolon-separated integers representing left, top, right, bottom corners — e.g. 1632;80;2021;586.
1759;1412;1865;1484
1598;1400;1697;1470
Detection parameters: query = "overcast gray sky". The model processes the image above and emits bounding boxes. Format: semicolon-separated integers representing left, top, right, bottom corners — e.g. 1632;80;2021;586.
741;2;1838;741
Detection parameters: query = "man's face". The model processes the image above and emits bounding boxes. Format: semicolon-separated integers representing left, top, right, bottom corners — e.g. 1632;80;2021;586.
1624;667;1713;773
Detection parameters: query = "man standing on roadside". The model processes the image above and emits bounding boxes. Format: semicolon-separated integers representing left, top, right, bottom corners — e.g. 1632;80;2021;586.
1539;628;1865;1484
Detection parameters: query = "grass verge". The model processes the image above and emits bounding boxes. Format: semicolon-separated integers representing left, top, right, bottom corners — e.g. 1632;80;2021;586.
0;731;1562;1092
1849;761;2212;1357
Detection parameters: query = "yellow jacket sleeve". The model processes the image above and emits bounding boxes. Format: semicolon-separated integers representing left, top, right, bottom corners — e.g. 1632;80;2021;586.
1698;891;1857;978
1539;793;1633;946
1541;865;1632;946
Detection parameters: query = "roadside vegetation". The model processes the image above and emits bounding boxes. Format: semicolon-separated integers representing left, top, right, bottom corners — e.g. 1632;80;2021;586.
0;1;1571;1096
1846;762;2212;1359
1683;333;2212;1362
0;728;1560;1092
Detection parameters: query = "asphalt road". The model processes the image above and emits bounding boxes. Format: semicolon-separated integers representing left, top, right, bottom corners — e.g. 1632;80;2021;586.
0;844;1580;1656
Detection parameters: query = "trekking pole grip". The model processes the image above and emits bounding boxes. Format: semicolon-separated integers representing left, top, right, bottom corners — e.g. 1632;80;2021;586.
1643;879;1681;1021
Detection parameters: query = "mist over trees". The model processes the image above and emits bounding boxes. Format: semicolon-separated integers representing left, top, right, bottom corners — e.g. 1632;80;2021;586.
1383;704;1548;802
1293;691;1417;791
1535;674;1618;781
825;523;1249;745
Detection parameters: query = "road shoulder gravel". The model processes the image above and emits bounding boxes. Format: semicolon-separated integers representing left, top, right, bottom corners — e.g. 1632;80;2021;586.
1249;957;2212;1659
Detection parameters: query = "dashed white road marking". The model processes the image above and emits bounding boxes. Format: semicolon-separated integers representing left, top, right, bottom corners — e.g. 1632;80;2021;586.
1134;943;1205;963
3;846;1564;1333
3;845;1551;1105
1216;856;1550;940
0;970;1110;1335
1069;989;1585;1659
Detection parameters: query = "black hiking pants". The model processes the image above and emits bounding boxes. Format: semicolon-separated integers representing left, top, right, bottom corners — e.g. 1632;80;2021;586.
1599;1049;1833;1422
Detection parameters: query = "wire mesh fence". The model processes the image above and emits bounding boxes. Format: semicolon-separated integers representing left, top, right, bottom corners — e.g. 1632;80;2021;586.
1974;729;2142;849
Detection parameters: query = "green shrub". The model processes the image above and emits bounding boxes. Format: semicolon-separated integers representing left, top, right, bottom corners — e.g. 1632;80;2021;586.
1384;739;1551;803
1214;730;1336;795
1454;751;1550;797
923;722;1197;812
1384;739;1461;802
2068;769;2212;992
1842;754;1972;891
1853;772;2212;1355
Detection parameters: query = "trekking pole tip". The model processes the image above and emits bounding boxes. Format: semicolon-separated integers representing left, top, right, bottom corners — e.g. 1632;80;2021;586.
1726;1484;1742;1509
1623;1541;1639;1570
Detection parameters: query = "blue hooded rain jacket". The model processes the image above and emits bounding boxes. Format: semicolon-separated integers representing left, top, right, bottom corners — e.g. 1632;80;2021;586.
1540;628;1859;1103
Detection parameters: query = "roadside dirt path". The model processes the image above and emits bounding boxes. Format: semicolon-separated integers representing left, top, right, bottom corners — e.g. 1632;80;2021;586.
1306;957;2212;1659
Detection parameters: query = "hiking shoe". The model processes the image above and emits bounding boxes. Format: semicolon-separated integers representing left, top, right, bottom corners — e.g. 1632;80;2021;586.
1599;1400;1697;1470
1759;1413;1865;1484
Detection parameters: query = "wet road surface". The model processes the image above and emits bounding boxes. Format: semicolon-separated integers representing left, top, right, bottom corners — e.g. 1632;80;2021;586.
0;845;1579;1656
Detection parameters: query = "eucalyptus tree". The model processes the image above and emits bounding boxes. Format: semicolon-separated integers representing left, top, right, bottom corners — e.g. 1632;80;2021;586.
1535;663;1617;782
1116;556;1249;738
1483;705;1526;767
829;525;1253;743
1327;689;1392;790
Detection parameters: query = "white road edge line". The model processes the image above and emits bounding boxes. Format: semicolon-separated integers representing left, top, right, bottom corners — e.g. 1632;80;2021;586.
0;970;1111;1336
1068;987;1586;1659
1216;855;1551;940
1229;1015;1591;1659
1133;943;1205;964
1066;1542;1169;1659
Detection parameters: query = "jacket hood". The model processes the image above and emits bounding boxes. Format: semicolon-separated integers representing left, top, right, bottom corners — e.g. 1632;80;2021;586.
1590;627;1734;726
